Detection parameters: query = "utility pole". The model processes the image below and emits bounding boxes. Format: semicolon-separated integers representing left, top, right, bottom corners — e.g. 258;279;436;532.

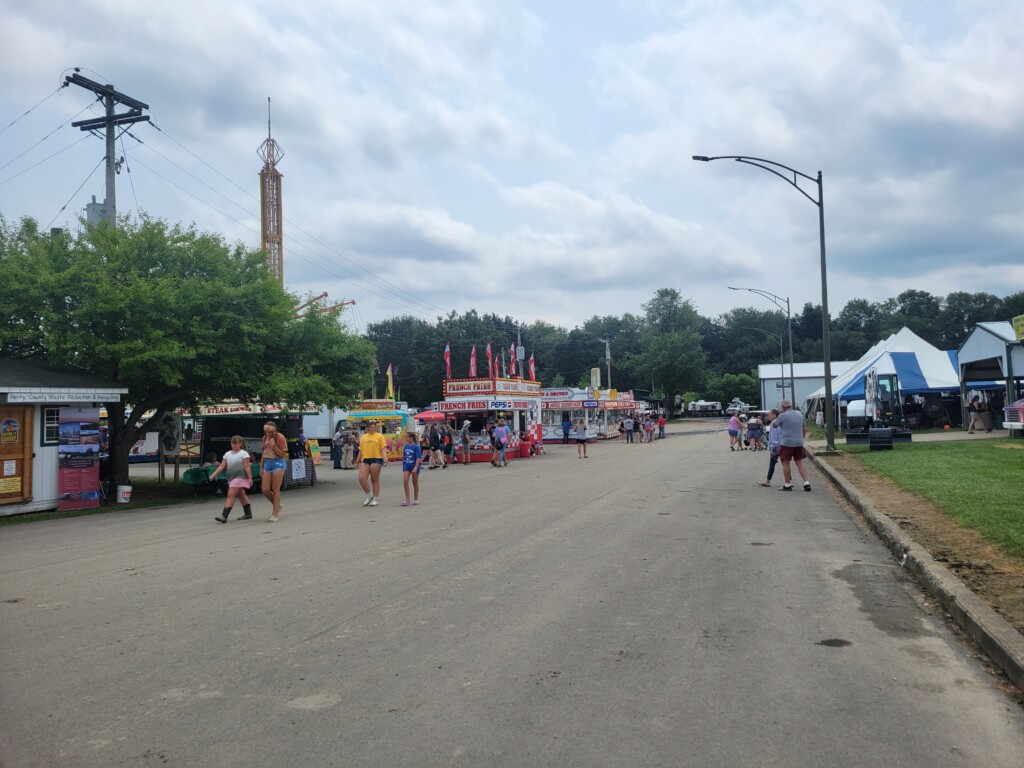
598;337;612;391
515;327;526;376
65;73;150;227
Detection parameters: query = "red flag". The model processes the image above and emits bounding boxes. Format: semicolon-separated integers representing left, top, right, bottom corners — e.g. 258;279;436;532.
509;343;517;376
443;342;452;379
528;353;536;381
469;345;477;378
485;343;493;378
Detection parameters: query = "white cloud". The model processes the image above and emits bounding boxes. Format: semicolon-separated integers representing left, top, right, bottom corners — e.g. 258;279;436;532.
1;0;1021;335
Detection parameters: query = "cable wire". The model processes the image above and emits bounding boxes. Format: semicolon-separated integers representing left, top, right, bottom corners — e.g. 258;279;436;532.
120;134;140;217
0;86;65;136
0;134;93;187
47;154;106;229
144;119;449;315
0;102;95;173
126;151;438;319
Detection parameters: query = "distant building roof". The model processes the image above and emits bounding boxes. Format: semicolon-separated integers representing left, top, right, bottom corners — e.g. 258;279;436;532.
757;361;857;379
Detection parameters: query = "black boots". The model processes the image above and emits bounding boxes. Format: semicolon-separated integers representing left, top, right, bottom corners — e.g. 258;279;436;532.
217;504;253;523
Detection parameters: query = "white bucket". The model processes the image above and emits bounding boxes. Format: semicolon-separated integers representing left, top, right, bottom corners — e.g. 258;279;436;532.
116;485;133;504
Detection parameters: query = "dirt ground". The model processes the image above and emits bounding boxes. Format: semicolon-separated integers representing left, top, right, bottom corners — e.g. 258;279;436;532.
821;452;1024;638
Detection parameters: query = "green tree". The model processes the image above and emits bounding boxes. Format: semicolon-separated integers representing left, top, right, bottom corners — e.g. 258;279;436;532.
0;215;374;490
630;289;707;412
937;291;1003;348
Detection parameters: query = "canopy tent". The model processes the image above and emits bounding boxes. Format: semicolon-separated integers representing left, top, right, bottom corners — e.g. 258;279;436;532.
957;322;1024;418
957;322;1024;384
806;327;960;403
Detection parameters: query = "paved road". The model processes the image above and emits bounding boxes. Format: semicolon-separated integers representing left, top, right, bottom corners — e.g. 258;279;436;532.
2;431;1023;767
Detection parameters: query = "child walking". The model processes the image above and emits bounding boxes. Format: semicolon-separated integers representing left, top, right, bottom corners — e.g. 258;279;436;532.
401;431;422;506
757;410;781;487
210;436;254;523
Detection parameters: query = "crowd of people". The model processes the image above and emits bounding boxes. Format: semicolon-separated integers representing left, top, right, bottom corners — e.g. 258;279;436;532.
732;401;812;492
210;411;673;522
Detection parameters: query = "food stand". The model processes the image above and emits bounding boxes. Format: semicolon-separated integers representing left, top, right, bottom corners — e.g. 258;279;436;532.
437;377;543;463
541;387;640;440
343;399;415;460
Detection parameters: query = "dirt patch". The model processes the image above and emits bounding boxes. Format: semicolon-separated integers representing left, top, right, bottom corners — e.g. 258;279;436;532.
821;452;1024;638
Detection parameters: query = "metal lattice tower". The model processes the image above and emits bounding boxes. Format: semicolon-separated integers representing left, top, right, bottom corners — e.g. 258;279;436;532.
257;98;284;285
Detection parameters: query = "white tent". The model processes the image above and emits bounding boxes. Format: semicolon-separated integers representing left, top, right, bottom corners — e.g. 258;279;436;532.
806;327;961;404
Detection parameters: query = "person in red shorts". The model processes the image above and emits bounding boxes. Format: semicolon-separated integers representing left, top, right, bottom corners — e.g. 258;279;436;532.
772;399;811;491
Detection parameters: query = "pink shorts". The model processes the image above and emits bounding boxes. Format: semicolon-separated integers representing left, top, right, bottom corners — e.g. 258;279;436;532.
228;478;252;489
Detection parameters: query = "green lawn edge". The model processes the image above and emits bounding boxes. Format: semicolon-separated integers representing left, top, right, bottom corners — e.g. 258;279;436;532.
841;440;1024;559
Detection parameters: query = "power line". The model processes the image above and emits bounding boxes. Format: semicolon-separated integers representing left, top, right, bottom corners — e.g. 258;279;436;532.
0;85;65;136
47;154;106;229
0;102;95;173
125;151;438;319
0;135;92;187
144;120;449;315
120;134;140;217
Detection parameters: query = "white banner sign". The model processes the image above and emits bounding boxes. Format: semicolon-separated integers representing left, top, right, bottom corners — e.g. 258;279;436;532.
6;392;123;403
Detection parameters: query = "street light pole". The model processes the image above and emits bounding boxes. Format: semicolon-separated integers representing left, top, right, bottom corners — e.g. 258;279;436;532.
697;155;835;451
729;286;796;411
740;327;786;405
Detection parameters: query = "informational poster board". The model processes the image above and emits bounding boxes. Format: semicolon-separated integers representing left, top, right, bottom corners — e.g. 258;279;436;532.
306;439;322;466
58;407;102;510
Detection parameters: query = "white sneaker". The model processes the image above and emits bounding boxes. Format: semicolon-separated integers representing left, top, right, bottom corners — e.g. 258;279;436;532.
369;497;379;506
362;496;372;506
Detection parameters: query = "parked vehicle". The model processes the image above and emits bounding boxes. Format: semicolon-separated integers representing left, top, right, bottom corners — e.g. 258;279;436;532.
845;368;912;446
724;398;752;416
687;400;722;417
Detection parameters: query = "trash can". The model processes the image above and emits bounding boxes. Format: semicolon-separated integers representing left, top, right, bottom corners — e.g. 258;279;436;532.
519;442;531;458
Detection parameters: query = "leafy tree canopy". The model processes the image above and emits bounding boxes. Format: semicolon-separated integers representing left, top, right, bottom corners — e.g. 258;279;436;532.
0;214;373;488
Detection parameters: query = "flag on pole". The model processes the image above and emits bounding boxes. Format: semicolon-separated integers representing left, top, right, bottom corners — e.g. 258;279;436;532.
386;363;395;400
469;345;478;377
528;352;536;381
485;343;493;378
509;343;517;376
444;342;452;379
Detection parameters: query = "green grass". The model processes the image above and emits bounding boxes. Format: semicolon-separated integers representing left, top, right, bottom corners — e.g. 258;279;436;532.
841;440;1024;558
0;477;205;526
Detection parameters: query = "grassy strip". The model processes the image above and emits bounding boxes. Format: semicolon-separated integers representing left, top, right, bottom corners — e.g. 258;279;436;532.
843;440;1024;558
0;477;206;526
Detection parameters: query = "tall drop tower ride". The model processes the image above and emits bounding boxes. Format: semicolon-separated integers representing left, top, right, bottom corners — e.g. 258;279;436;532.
258;98;284;285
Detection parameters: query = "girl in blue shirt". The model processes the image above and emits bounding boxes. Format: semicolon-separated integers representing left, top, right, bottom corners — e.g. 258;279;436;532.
402;431;423;506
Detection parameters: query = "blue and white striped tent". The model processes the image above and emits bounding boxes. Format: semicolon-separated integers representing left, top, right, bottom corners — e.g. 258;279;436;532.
808;327;961;402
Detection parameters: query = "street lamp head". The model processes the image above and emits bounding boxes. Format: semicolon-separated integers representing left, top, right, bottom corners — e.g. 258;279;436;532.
727;286;739;291
692;155;710;162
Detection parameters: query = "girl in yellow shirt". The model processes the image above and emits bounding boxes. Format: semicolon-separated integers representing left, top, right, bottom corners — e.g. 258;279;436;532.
357;422;389;506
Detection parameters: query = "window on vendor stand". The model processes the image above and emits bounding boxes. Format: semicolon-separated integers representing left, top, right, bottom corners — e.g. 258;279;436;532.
42;407;60;445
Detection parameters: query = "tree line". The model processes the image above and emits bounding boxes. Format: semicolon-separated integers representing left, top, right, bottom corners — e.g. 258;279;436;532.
369;289;1024;410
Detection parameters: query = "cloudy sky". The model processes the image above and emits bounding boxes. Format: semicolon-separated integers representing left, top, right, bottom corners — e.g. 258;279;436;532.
2;0;1022;332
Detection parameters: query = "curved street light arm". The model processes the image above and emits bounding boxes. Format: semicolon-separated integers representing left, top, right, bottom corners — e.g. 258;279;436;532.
694;155;821;207
729;285;787;314
740;326;781;342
